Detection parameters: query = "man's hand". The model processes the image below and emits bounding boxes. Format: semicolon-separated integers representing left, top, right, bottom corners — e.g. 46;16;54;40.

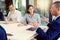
42;16;48;23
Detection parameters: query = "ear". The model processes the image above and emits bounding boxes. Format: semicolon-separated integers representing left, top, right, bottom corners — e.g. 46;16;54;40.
57;8;60;14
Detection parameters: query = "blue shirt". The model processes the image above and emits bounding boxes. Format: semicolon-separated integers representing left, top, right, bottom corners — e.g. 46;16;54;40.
22;13;41;25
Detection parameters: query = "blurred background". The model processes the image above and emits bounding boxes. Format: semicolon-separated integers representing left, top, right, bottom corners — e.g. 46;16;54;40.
0;0;60;25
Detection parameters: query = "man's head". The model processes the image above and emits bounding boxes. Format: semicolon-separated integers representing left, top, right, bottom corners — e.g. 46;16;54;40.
50;1;60;16
8;3;15;11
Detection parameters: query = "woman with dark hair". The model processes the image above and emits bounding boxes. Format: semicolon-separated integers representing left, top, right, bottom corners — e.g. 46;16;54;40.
22;5;41;27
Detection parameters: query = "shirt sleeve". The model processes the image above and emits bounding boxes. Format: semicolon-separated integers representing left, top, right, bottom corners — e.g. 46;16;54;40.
16;11;22;22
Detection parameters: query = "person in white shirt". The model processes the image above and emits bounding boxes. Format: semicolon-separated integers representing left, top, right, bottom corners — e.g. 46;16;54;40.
6;3;22;23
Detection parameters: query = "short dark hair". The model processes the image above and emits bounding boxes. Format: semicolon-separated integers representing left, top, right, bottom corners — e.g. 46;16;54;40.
26;5;34;13
53;1;60;8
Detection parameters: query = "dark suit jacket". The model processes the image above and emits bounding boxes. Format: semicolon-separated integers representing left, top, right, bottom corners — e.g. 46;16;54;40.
0;11;4;21
36;16;60;40
0;25;7;40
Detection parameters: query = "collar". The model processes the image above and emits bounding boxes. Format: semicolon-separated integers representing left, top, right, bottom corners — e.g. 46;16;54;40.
28;13;35;17
53;15;60;20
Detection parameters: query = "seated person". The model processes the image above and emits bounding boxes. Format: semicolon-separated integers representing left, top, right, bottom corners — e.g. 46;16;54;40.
6;3;22;23
0;9;4;21
0;25;7;40
34;1;60;40
21;5;41;27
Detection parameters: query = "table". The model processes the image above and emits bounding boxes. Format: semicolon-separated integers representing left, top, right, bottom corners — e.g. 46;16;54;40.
0;22;36;40
0;21;48;40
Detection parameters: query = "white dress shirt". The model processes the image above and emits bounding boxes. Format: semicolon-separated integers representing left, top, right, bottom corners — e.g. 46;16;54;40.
8;10;22;22
53;15;60;21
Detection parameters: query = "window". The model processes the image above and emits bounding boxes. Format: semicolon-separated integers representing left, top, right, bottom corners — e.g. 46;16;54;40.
13;0;26;16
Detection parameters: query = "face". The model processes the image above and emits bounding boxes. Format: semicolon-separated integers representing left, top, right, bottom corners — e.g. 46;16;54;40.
50;4;58;16
28;6;34;14
9;5;14;11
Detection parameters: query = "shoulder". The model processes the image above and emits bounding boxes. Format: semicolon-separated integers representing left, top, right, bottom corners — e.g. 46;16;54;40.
15;10;21;13
8;11;10;15
55;16;60;24
15;10;21;15
24;13;29;18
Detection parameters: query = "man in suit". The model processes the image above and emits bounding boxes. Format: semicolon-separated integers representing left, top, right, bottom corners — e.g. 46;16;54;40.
34;1;60;40
0;25;7;40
